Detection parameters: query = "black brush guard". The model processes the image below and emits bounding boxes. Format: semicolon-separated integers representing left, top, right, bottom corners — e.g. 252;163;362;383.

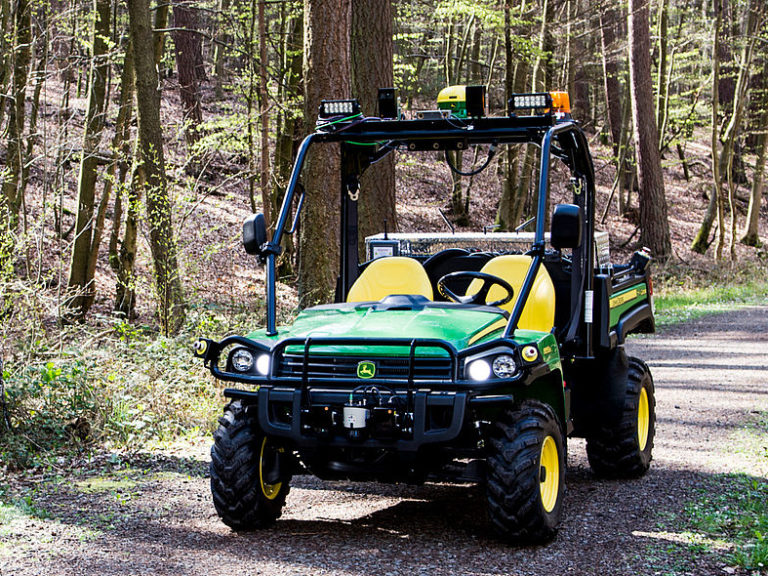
199;336;482;451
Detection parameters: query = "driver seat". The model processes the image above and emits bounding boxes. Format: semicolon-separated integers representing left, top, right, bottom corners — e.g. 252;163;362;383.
467;255;555;332
347;257;434;302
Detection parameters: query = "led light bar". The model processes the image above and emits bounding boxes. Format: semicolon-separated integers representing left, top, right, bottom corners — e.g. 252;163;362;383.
508;92;553;114
318;99;361;119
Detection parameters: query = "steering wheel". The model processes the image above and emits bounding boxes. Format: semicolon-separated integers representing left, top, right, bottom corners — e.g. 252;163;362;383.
436;271;514;307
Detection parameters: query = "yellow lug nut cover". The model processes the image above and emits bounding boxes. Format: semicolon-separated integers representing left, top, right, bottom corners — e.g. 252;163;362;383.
522;345;538;362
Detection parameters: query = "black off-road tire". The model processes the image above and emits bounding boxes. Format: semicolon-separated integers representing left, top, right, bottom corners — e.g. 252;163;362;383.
486;401;566;543
210;401;291;530
586;357;656;478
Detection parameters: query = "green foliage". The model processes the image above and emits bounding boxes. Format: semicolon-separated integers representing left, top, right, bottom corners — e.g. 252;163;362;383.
0;310;233;469
683;474;768;571
653;262;768;327
654;277;768;327
191;114;251;158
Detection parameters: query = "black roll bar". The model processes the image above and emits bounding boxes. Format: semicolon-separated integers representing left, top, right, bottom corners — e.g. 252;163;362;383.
262;117;596;357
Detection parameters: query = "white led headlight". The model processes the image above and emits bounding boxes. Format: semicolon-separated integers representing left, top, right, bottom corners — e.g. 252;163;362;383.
467;359;492;382
255;353;270;376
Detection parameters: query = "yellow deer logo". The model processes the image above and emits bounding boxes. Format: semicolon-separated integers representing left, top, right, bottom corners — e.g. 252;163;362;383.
357;361;376;379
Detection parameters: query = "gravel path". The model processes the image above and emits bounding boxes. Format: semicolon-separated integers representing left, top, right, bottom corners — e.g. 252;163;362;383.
2;306;767;576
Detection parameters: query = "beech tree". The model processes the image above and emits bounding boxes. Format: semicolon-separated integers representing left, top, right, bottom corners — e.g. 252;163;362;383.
172;0;205;147
299;0;351;306
742;58;766;246
1;0;31;228
628;0;671;259
352;0;397;251
67;0;111;318
127;0;186;333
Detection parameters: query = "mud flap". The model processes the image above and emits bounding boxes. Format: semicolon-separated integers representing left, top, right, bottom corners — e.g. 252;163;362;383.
567;346;628;435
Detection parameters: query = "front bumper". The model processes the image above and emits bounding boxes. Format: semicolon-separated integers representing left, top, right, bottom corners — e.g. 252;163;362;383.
226;386;474;451
196;335;545;451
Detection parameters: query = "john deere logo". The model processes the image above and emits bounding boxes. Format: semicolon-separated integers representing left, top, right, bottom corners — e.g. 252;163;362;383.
357;361;376;379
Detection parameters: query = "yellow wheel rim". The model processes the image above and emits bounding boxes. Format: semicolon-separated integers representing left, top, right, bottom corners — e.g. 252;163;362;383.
539;435;559;513
259;437;282;500
638;386;650;452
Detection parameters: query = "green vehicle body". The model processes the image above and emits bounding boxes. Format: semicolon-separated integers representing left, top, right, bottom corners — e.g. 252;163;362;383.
195;89;657;541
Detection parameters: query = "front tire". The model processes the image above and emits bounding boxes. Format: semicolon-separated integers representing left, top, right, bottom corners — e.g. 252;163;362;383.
486;401;565;543
586;357;656;478
210;401;291;530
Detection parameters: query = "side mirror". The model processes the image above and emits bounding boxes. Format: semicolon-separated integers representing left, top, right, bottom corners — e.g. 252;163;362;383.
551;203;582;249
243;213;268;256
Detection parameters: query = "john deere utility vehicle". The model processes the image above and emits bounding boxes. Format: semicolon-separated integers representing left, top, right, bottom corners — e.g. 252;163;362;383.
194;86;657;542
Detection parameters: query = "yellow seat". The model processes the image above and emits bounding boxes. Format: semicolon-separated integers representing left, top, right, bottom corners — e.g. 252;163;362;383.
467;255;555;332
347;257;434;302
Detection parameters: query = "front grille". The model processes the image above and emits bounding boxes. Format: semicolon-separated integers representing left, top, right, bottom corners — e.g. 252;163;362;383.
277;354;453;382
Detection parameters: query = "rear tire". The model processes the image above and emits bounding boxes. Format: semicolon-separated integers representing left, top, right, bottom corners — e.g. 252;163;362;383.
210;401;291;530
586;357;655;478
486;401;565;543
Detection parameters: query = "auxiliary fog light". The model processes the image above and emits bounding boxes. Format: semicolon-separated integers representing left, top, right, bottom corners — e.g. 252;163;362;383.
492;355;517;378
256;354;271;376
231;348;254;372
467;359;492;382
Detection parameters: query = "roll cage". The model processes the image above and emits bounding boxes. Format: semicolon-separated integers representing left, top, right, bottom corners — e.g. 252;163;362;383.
259;112;597;358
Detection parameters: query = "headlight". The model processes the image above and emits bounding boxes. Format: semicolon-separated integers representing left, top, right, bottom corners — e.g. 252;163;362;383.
492;354;517;378
231;348;254;372
255;353;270;376
467;359;492;381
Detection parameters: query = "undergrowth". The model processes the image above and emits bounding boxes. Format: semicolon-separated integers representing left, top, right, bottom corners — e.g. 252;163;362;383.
654;261;768;328
0;306;256;470
683;474;768;572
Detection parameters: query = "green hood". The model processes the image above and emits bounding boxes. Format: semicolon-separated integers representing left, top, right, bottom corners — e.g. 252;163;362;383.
248;304;508;356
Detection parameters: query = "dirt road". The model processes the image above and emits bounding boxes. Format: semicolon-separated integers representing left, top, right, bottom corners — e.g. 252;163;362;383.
2;307;767;576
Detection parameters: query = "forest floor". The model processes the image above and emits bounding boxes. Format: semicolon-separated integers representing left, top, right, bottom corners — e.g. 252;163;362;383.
2;306;767;576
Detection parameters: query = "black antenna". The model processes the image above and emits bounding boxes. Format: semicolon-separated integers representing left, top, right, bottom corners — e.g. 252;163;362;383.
438;209;455;234
383;219;388;239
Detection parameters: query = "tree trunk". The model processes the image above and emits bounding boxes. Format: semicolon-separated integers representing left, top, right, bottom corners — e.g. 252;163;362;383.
109;43;136;274
257;0;270;227
114;159;140;319
271;4;302;276
569;0;590;124
0;0;15;132
19;17;46;216
444;13;474;226
299;0;350;307
351;0;396;255
1;0;32;228
153;0;169;69
599;2;632;210
692;0;723;255
741;56;767;246
741;125;766;247
172;0;204;147
66;0;111;319
655;0;669;149
496;0;530;231
720;0;763;257
127;0;186;333
212;0;230;98
628;0;671;259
